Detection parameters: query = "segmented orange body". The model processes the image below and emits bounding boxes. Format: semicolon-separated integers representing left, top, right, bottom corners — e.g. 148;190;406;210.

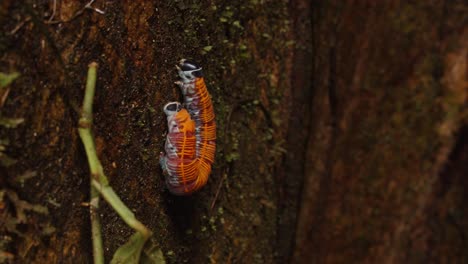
160;60;216;195
177;60;216;188
159;102;201;195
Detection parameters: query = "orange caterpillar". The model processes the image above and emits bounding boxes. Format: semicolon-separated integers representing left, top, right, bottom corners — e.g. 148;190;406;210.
160;60;216;195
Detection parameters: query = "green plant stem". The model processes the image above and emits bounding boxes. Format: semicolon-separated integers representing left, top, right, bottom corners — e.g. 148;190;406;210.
82;63;97;123
79;62;104;264
90;187;104;264
78;62;152;264
91;180;152;238
78;125;108;185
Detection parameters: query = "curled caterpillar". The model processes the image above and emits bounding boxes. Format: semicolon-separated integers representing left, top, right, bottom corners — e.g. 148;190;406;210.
160;60;216;195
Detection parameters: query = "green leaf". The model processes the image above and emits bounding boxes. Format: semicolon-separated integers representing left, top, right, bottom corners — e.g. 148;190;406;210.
0;117;24;128
141;241;166;264
0;72;20;89
111;232;147;264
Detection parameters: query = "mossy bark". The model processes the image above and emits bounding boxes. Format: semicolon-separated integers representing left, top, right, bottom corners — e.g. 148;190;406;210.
0;0;466;263
1;0;294;263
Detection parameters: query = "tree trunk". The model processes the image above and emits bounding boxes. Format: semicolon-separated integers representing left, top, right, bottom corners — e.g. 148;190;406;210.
293;1;468;263
0;0;466;263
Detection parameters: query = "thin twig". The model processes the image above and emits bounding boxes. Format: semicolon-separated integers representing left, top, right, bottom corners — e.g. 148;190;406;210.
7;17;31;36
45;0;105;25
82;63;97;125
48;0;57;23
91;180;152;238
90;187;104;264
85;0;105;15
210;173;227;211
79;62;104;264
0;88;11;108
78;63;153;263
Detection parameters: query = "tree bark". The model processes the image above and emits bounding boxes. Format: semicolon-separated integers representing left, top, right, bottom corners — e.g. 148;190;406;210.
293;1;468;263
1;0;295;263
1;0;467;263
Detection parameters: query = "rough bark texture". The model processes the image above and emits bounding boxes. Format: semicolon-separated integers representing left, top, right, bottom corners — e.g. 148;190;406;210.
1;0;295;263
0;0;467;263
293;1;468;263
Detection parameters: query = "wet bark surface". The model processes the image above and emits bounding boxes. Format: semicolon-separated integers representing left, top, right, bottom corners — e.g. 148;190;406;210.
1;0;467;263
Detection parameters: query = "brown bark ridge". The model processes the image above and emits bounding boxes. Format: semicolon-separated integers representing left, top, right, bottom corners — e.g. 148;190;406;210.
293;1;468;263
